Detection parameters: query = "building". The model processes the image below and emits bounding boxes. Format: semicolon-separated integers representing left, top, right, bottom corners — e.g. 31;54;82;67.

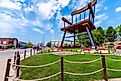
50;40;62;47
0;38;18;49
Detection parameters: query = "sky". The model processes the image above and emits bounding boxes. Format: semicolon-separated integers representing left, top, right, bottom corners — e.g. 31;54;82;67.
0;0;121;44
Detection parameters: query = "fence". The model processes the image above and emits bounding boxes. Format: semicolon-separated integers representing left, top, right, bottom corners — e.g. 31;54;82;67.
4;54;121;81
4;48;41;81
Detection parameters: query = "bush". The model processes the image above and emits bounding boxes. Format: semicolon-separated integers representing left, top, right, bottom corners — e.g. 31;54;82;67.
25;42;33;48
64;43;68;47
8;44;14;48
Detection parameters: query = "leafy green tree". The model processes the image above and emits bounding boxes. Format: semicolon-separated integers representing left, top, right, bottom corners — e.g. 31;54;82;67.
94;27;105;45
77;32;91;47
26;42;33;48
106;26;116;42
119;27;121;36
116;25;121;36
115;25;121;41
115;25;121;33
46;42;51;47
97;27;105;36
92;30;102;46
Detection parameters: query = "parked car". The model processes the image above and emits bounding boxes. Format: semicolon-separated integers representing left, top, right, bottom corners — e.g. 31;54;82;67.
20;46;27;49
116;45;121;49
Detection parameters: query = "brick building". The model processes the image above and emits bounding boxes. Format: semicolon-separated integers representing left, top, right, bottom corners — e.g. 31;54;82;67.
0;38;18;48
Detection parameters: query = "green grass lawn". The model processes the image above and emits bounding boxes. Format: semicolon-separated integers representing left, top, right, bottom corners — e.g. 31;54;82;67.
20;53;121;81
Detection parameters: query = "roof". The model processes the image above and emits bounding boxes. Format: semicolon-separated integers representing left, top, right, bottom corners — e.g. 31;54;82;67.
61;19;96;34
0;38;18;40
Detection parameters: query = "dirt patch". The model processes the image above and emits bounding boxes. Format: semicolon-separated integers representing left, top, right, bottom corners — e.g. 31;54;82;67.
50;51;80;55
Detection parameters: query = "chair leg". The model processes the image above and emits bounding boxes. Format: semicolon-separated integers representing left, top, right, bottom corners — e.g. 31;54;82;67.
61;32;66;47
86;26;96;48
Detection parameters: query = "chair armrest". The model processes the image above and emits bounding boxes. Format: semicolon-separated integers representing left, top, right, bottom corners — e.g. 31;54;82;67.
62;17;72;25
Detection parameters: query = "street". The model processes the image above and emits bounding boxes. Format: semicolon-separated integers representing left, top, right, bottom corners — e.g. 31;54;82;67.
0;48;31;59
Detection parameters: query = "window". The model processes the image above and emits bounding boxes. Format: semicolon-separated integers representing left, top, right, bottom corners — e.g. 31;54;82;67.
3;41;7;44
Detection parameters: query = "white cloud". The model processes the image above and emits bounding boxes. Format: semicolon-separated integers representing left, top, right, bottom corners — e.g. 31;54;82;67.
95;14;108;26
50;29;54;34
0;0;21;10
116;7;121;12
95;0;105;13
37;0;71;20
37;1;53;19
33;28;44;33
0;13;27;37
58;0;70;7
104;7;108;10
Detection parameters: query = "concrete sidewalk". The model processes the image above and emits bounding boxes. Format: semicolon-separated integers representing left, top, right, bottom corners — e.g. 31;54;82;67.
0;48;36;81
0;58;8;81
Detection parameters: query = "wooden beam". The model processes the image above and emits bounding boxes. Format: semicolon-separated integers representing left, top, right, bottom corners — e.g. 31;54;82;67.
62;17;72;25
74;29;76;47
71;0;97;16
61;32;66;47
64;40;74;42
88;3;95;19
65;36;75;38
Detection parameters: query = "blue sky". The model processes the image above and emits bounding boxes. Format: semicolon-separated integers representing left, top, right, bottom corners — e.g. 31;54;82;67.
0;0;121;44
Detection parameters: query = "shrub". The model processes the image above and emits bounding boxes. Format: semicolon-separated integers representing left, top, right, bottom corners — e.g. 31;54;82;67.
25;42;33;48
8;44;14;48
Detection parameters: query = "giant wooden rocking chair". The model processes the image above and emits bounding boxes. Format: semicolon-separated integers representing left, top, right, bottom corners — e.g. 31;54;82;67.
60;0;97;48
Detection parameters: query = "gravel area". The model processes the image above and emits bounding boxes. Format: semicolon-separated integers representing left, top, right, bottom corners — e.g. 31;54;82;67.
50;51;80;55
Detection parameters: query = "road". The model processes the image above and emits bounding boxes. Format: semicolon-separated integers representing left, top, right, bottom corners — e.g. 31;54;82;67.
0;48;32;59
0;48;32;81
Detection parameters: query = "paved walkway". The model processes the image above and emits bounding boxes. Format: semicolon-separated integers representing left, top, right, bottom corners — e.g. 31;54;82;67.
0;48;34;81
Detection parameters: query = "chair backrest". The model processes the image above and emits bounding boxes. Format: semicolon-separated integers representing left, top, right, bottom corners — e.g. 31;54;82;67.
71;0;97;16
71;0;97;23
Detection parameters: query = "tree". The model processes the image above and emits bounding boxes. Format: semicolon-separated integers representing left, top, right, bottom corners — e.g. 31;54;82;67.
115;25;121;33
77;32;91;47
119;27;121;36
116;25;121;36
92;30;104;46
115;25;121;41
46;42;51;47
94;27;105;45
106;26;116;42
97;27;105;37
26;42;33;48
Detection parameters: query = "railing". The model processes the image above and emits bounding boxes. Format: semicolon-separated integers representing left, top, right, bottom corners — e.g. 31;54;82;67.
4;53;61;81
4;49;121;81
5;53;114;81
4;48;42;81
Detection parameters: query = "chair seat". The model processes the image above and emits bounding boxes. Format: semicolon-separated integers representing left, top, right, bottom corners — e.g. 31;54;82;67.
61;19;96;34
